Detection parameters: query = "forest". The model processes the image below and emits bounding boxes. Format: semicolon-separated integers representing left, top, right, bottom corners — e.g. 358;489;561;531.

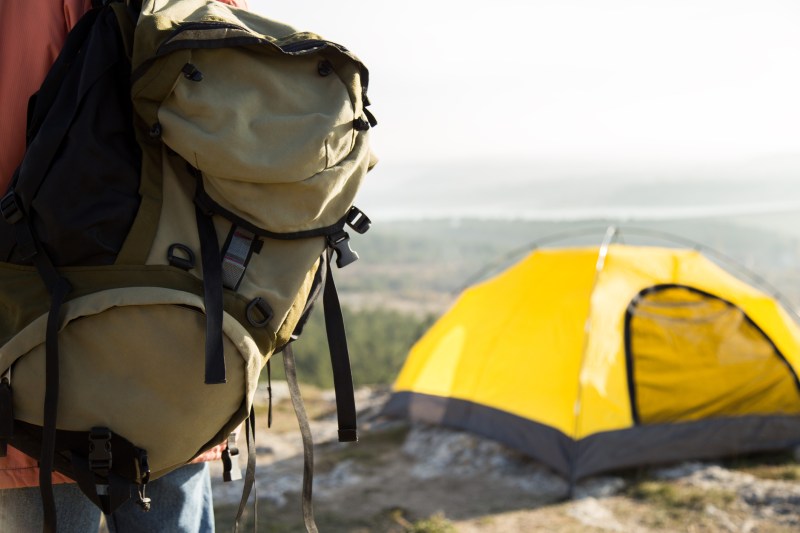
268;215;800;388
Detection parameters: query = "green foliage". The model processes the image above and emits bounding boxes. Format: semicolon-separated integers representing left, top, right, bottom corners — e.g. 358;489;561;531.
267;306;436;388
723;450;800;481
404;513;457;533
389;510;457;533
627;481;735;511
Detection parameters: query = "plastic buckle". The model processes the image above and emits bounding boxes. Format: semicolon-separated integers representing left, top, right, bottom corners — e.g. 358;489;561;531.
0;192;24;224
327;230;359;268
88;427;113;473
346;207;371;234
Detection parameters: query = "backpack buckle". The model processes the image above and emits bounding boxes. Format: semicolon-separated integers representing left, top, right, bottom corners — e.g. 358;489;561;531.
345;207;371;234
327;230;359;268
88;427;113;473
0;192;24;224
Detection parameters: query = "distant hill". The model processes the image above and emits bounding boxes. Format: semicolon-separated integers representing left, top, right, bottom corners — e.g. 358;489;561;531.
340;217;800;309
358;157;800;225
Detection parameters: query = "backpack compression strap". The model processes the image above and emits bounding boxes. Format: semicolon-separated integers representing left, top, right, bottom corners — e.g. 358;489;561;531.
321;252;358;442
195;201;227;384
192;173;367;440
287;251;359;444
2;193;72;533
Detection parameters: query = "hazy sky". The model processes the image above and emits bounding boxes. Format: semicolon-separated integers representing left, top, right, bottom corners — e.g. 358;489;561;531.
248;0;800;166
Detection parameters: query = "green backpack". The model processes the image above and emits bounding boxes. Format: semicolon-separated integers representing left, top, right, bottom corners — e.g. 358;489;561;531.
0;0;376;529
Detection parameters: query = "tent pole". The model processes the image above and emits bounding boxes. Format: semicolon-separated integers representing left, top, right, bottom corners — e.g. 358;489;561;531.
568;225;619;492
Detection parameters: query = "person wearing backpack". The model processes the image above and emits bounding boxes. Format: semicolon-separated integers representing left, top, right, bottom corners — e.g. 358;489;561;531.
0;0;247;531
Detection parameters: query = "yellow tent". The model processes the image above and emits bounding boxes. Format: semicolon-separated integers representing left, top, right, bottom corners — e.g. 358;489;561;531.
383;242;800;482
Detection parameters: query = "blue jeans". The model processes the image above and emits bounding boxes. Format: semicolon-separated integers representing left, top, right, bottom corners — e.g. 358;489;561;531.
0;463;214;533
107;463;215;533
0;482;101;533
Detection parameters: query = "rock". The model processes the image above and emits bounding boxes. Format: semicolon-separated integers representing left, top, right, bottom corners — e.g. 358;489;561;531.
574;477;626;499
401;425;569;496
316;459;364;492
652;461;708;480
567;497;625;531
253;380;290;406
704;504;738;532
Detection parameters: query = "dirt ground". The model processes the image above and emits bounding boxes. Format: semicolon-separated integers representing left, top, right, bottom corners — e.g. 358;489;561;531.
210;385;800;532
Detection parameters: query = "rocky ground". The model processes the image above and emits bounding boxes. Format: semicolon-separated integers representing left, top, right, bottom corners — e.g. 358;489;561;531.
210;384;800;532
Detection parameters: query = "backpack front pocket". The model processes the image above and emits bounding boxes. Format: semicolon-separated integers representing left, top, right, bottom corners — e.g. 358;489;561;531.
1;287;264;477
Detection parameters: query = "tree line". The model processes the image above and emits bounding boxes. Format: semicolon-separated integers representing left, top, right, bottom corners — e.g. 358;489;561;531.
266;306;437;388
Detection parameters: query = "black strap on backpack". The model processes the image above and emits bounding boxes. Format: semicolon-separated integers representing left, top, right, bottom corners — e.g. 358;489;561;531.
195;202;228;384
321;252;358;442
0;198;70;531
193;173;367;442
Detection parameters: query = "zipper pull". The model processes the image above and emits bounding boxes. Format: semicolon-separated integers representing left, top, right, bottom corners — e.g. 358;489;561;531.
136;451;152;512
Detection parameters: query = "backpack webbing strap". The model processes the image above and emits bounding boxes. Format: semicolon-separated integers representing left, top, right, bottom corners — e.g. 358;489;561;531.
266;360;273;428
0;194;72;533
70;449;131;515
11;421;140;514
194;203;227;384
221;431;242;482
322;253;358;442
39;276;70;533
233;409;257;533
0;215;68;533
283;344;319;533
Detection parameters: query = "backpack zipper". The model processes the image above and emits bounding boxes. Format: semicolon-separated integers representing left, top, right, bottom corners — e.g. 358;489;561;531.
133;22;351;84
161;22;335;56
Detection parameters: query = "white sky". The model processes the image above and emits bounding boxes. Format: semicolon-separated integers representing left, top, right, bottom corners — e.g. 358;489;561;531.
248;0;800;166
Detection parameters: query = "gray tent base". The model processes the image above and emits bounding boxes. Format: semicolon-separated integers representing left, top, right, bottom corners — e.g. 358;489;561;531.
383;391;800;489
